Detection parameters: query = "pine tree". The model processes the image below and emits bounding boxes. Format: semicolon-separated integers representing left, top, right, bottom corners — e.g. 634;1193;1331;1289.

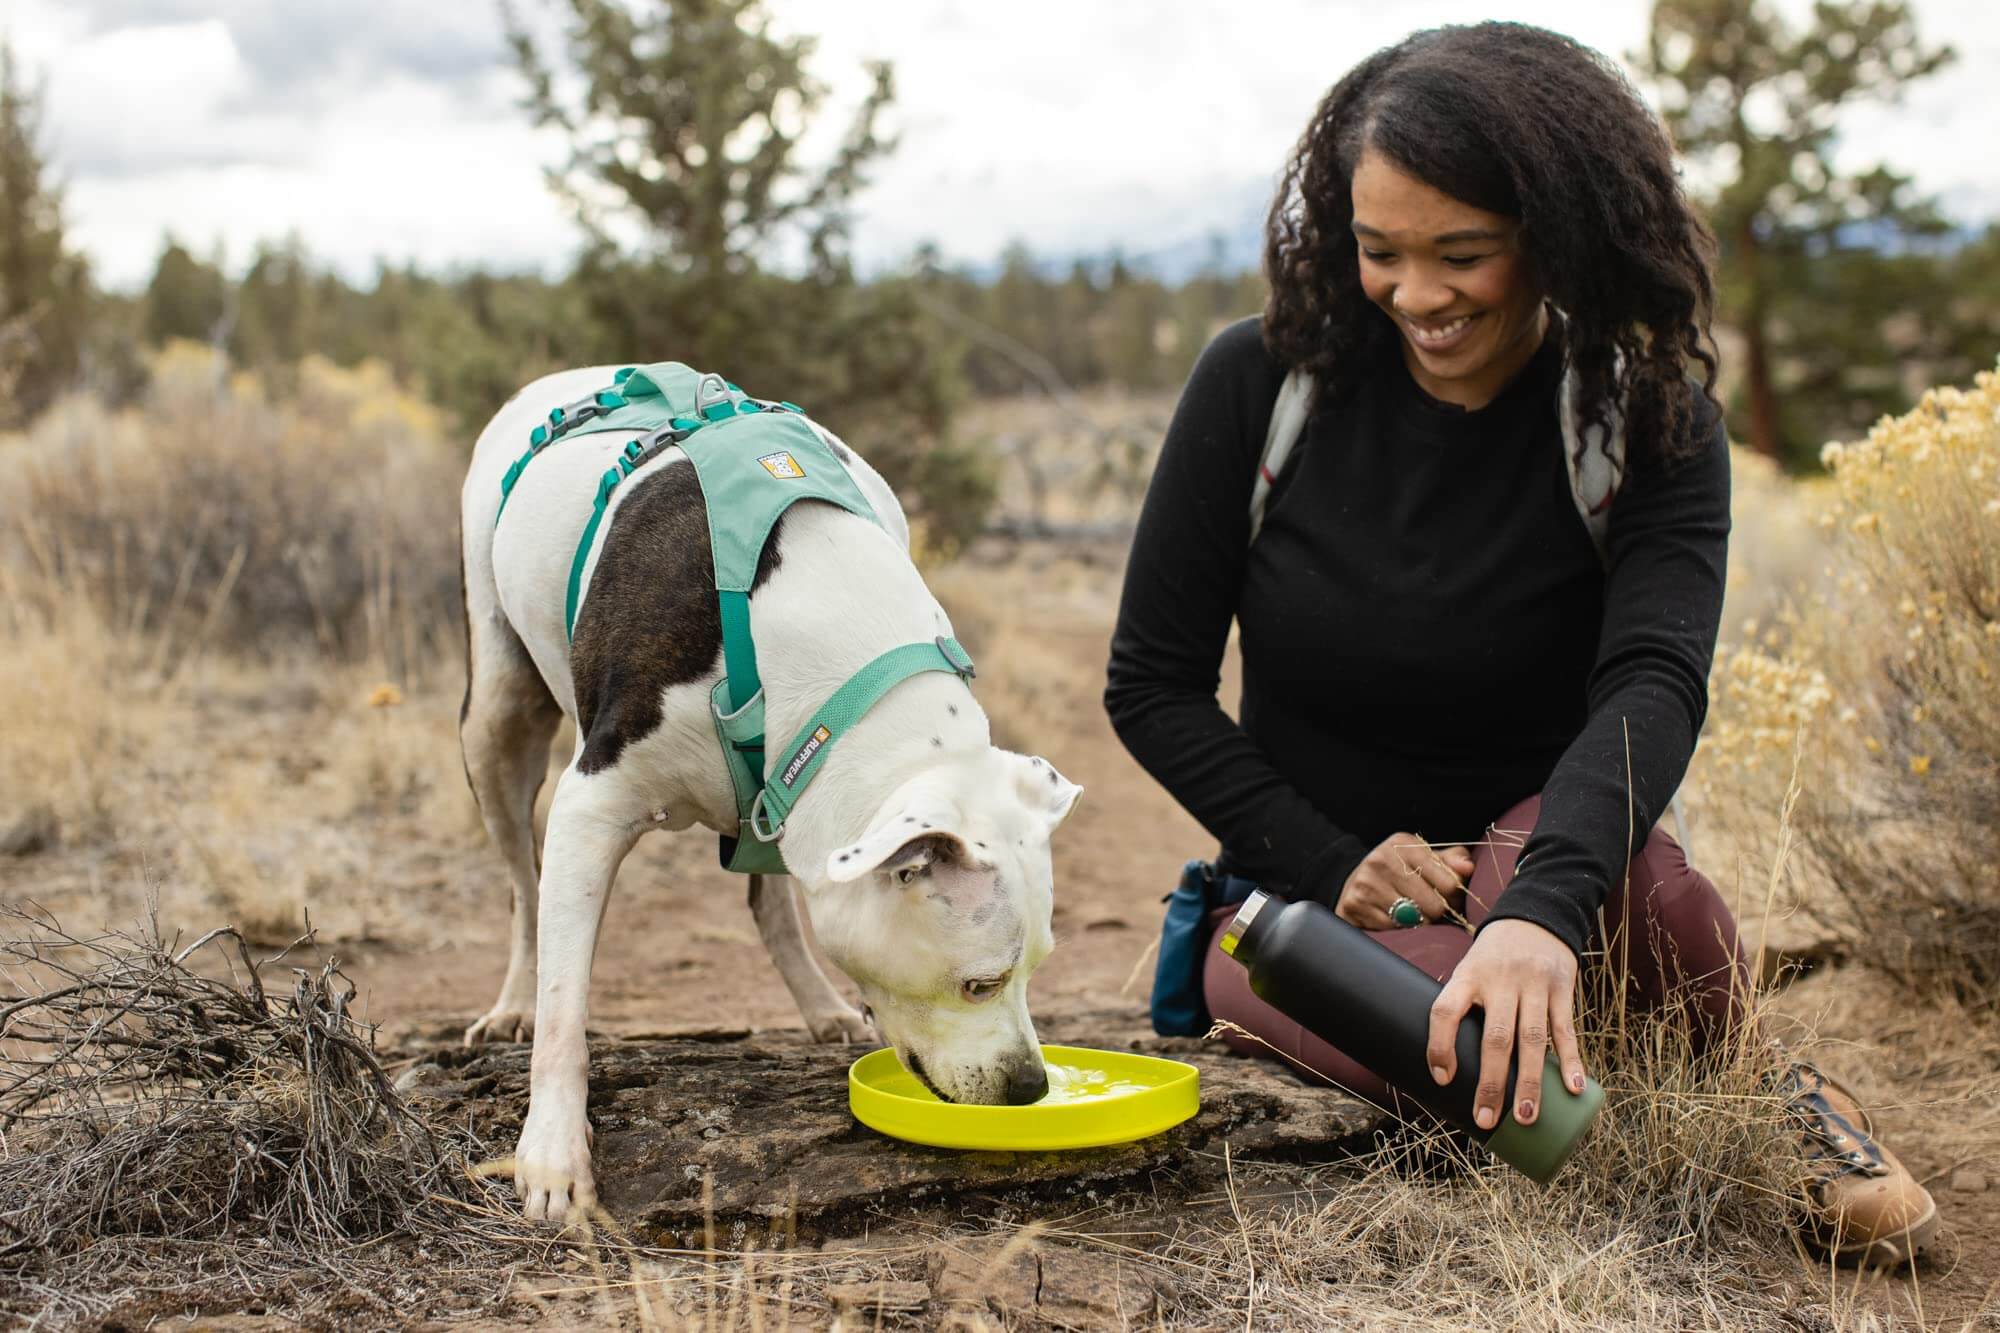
507;0;892;280
1634;0;1954;466
506;0;982;544
0;41;89;427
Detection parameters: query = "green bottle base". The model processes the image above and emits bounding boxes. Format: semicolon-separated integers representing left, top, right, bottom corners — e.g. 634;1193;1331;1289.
1481;1063;1605;1184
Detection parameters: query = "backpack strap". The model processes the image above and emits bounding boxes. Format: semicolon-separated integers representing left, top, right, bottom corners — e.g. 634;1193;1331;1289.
1248;370;1315;544
1558;363;1626;568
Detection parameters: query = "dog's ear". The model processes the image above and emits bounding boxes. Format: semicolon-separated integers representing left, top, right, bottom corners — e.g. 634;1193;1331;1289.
826;802;976;885
1011;753;1082;835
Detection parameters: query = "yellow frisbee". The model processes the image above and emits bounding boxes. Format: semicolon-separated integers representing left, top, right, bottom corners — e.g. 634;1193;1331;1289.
848;1044;1200;1151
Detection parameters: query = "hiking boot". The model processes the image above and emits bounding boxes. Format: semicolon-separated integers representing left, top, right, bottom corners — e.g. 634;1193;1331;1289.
1782;1061;1938;1267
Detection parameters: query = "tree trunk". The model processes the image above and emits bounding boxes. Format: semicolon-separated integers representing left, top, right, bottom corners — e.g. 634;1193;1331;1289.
1738;216;1785;463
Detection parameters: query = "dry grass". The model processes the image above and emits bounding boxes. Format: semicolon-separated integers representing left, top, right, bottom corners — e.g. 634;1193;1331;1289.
1153;838;1821;1331
0;346;480;946
3;340;464;675
0;898;549;1326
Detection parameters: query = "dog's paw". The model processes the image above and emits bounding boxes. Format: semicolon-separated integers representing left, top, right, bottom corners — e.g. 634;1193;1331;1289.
805;1003;876;1045
514;1104;597;1225
464;1007;536;1046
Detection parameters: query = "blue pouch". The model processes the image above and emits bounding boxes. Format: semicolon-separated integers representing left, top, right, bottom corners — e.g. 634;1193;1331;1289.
1149;859;1259;1036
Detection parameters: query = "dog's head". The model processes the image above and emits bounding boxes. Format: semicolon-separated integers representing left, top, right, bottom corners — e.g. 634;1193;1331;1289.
803;749;1081;1106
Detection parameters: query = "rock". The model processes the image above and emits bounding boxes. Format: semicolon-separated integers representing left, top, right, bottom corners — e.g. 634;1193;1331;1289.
0;804;57;857
1949;1166;1987;1193
400;1007;1380;1242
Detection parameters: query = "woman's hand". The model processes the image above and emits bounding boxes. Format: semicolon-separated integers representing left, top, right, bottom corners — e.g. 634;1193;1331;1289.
1426;919;1586;1129
1336;832;1474;929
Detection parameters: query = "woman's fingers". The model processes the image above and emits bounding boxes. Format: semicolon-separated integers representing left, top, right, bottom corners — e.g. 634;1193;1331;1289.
1513;988;1549;1126
1426;976;1474;1086
1340;833;1479;930
1388;836;1455;919
1335;877;1387;929
1551;979;1587;1096
1473;983;1518;1131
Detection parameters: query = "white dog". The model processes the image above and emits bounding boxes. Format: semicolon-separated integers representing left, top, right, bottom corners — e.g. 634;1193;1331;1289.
458;367;1081;1222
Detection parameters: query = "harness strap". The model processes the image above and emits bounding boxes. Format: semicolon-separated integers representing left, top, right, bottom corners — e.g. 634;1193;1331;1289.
719;590;760;712
749;636;977;843
559;417;703;639
496;387;631;523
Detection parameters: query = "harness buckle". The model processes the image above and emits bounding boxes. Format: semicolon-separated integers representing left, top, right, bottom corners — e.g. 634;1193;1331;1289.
748;790;785;843
935;635;977;681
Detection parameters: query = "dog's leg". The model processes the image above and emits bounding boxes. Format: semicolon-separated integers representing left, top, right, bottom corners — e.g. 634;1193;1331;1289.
747;874;873;1043
461;608;562;1046
514;766;637;1224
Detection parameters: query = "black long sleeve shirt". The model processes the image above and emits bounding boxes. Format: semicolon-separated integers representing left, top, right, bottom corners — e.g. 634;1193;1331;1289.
1103;315;1730;957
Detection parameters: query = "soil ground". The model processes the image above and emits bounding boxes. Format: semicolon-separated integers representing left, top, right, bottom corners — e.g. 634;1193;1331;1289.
5;538;1996;1328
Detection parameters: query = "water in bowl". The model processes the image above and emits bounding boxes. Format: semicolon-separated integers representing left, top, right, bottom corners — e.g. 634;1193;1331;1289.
1040;1059;1152;1105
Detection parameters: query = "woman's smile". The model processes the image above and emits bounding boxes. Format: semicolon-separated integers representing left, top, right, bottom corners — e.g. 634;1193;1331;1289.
1403;311;1480;354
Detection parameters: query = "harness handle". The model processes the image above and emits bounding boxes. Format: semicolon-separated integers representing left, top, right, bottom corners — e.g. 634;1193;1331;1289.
694;373;735;421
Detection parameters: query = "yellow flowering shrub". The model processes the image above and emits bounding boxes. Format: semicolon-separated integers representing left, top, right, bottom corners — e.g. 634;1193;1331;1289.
1787;363;2000;999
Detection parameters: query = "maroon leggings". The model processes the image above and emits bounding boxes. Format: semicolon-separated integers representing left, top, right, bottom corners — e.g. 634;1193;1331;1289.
1201;793;1749;1108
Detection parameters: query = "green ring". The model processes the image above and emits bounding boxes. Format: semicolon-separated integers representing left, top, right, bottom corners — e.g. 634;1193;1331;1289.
1391;898;1424;928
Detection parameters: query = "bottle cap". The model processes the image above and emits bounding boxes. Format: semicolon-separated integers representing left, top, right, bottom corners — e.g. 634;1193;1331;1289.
1482;1063;1606;1184
1218;890;1271;960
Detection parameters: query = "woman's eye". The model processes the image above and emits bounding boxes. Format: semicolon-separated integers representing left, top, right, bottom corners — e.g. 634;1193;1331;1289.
960;976;1007;1003
1444;255;1487;268
1361;248;1394;263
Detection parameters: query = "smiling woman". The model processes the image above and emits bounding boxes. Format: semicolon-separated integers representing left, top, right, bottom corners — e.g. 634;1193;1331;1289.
1106;19;1940;1269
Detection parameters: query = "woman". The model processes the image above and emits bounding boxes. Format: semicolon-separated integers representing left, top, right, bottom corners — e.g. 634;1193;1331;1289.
1104;22;1935;1267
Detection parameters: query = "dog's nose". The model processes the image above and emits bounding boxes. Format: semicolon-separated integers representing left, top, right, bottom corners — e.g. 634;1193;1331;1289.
1004;1064;1049;1106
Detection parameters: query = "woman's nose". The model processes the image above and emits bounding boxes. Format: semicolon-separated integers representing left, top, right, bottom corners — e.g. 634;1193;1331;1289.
1394;279;1456;319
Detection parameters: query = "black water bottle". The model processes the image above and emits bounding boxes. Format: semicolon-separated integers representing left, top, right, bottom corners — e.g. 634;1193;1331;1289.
1218;890;1603;1183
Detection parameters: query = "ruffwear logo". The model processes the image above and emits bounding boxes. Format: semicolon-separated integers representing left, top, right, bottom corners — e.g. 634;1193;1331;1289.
757;451;807;479
781;725;832;787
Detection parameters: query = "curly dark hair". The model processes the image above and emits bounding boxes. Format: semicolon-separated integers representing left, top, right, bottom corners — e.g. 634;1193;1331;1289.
1263;22;1719;464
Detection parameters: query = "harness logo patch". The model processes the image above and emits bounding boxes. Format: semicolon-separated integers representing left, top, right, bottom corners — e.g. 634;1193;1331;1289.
757;451;807;479
781;726;831;787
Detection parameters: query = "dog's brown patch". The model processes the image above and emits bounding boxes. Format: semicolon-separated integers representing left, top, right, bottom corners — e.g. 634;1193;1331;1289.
570;459;785;775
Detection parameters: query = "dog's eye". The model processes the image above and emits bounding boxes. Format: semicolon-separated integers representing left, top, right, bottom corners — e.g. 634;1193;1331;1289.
960;975;1008;1004
895;866;921;886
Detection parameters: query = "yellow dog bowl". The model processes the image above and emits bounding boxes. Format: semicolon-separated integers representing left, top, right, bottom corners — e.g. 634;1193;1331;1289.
848;1044;1200;1150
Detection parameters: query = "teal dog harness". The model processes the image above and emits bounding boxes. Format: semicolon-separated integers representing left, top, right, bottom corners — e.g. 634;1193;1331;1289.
496;362;976;875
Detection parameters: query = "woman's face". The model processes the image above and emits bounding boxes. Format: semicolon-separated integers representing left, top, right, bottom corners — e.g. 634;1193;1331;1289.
1349;146;1547;410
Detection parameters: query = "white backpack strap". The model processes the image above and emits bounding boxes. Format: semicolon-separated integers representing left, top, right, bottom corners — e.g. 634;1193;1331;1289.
1557;361;1626;566
1249;370;1315;542
1557;357;1693;860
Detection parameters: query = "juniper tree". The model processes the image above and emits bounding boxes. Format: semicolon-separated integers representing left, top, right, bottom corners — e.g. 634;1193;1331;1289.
1634;0;1954;466
505;0;892;280
505;0;982;545
0;41;89;427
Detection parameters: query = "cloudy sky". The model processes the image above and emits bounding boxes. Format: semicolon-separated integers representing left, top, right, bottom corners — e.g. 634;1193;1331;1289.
7;0;1997;290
